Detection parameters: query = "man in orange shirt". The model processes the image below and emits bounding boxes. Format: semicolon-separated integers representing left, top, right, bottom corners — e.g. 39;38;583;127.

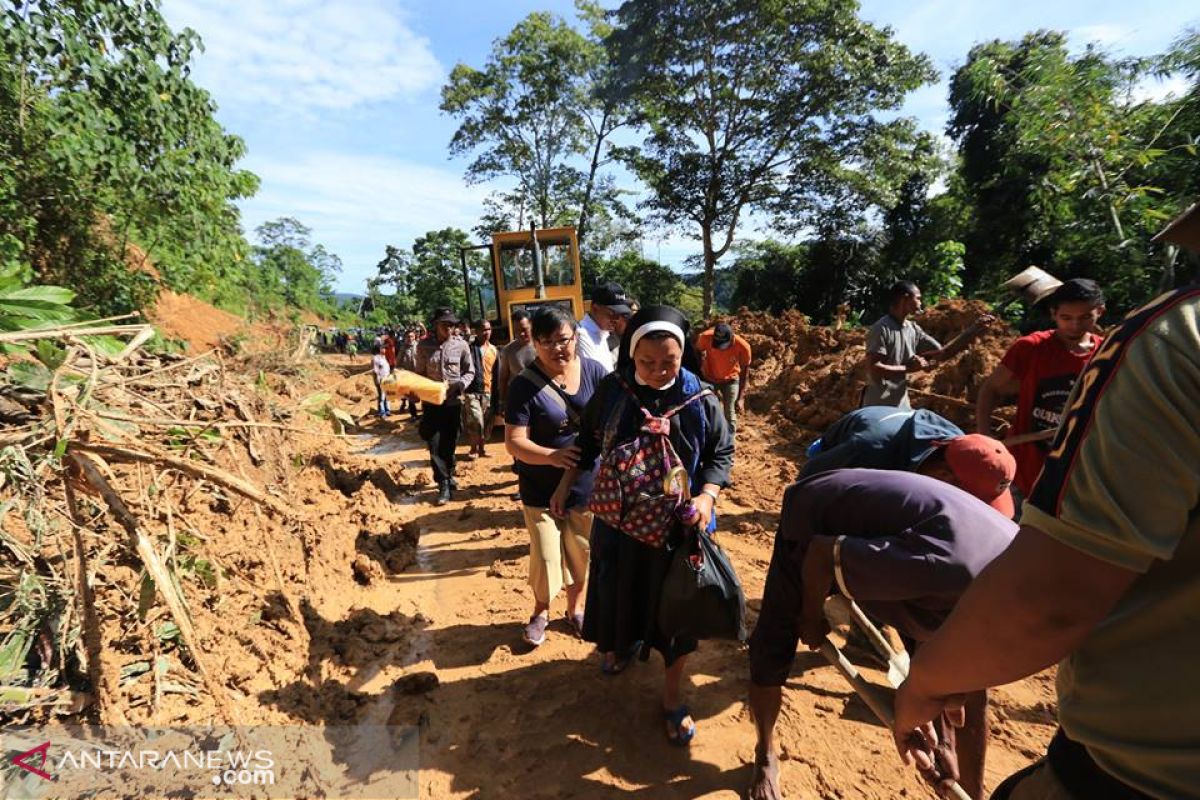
696;322;752;434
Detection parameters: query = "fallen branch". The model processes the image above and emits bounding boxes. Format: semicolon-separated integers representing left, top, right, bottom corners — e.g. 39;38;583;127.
70;441;296;519
0;323;155;344
63;477;129;726
68;451;236;726
88;409;355;437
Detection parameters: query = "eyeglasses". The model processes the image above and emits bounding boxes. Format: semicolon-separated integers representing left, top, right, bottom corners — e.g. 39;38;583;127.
535;333;576;351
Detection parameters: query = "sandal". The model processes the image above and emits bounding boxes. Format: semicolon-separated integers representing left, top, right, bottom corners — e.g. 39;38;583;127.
565;611;585;639
663;705;696;747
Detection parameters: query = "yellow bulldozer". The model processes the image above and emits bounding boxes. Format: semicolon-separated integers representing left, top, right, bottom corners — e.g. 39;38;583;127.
460;225;584;343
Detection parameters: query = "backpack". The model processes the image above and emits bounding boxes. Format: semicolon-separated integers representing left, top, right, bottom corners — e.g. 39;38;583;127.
588;375;713;548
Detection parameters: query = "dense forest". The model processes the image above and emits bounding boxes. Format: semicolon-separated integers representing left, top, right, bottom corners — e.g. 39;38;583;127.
2;0;1197;333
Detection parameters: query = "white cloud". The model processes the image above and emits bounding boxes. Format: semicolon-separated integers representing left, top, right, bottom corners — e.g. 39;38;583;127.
238;152;485;289
1131;74;1191;104
163;0;443;111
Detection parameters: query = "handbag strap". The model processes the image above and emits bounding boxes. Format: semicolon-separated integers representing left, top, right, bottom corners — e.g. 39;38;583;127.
519;362;581;428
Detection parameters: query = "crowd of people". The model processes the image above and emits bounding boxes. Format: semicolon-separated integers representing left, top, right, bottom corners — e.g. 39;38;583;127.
355;201;1198;800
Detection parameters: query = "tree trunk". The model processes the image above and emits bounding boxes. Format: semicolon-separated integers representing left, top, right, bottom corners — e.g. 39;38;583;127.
577;111;610;250
701;223;716;318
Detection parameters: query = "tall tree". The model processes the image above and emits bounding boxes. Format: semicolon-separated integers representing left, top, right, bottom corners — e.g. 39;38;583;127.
0;0;257;314
441;4;630;250
948;31;1199;308
606;0;936;316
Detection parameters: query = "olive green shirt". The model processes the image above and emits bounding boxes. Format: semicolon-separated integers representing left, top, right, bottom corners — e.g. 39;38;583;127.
1023;287;1200;798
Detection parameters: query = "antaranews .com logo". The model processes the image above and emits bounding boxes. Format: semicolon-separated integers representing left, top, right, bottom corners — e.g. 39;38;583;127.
4;724;418;798
8;736;276;788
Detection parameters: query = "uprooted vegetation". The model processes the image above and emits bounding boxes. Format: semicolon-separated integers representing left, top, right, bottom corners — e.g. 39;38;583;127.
729;298;1018;434
0;320;422;727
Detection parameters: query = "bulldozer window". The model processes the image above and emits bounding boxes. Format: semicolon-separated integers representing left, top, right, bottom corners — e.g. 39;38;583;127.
499;242;574;291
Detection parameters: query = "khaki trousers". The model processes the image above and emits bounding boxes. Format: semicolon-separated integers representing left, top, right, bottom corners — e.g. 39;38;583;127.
522;506;591;606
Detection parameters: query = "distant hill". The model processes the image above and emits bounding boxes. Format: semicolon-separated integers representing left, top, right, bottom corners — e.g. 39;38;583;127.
333;292;365;304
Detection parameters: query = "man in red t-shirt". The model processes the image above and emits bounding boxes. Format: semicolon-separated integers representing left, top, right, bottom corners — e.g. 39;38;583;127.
976;279;1105;495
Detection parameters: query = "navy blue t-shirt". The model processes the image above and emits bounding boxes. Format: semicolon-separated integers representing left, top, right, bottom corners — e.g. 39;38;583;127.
505;358;607;508
780;469;1017;640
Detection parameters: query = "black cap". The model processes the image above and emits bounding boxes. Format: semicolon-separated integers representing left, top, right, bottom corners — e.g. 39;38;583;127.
712;322;733;349
431;307;459;324
592;282;632;316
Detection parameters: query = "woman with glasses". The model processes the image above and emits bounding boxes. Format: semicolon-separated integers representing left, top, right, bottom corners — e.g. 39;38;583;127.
504;306;608;647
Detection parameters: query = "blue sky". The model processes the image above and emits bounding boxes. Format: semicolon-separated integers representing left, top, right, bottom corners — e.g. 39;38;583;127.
160;0;1197;294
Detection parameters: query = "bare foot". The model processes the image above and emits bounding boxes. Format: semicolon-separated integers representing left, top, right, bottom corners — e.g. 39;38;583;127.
748;749;782;800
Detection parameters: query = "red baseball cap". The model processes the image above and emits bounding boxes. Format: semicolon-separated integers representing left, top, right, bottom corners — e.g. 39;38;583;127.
941;434;1016;517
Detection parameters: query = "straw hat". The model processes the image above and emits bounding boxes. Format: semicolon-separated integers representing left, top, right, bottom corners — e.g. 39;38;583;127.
1153;201;1200;251
1003;266;1063;306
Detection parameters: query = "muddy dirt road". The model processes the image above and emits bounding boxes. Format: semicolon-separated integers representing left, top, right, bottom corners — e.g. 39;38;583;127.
302;356;1056;800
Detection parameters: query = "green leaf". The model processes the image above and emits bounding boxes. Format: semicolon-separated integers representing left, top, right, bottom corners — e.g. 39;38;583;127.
5;361;53;392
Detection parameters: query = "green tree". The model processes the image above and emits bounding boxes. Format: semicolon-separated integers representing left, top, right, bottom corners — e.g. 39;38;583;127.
591;250;684;307
605;0;937;316
368;229;486;324
0;0;257;315
250;218;342;316
947;31;1198;309
441;4;631;250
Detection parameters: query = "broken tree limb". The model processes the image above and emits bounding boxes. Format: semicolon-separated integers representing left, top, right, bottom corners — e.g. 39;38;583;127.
70;441;296;519
68;451;236;727
0;323;155;344
63;477;129;726
88;409;354;437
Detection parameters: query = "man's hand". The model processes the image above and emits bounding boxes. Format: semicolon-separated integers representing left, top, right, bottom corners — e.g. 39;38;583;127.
970;314;996;335
906;354;930;373
736;396;746;414
893;676;968;784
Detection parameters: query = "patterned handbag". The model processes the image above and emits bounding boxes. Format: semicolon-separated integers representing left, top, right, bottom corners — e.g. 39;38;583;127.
588;377;712;548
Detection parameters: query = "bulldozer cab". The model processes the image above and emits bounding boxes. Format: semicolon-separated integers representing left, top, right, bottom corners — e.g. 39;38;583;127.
461;226;584;343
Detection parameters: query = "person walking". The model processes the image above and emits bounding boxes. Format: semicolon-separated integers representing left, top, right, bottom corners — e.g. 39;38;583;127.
505;307;608;647
695;321;753;434
415;308;474;506
975;278;1105;497
892;209;1200;799
864;281;993;408
370;344;391;418
498;310;536;413
462;319;499;460
576;282;632;372
397;328;421;418
553;305;734;746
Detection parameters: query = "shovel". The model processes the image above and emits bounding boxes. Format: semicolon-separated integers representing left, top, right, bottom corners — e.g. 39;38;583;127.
820;597;973;800
826;594;910;688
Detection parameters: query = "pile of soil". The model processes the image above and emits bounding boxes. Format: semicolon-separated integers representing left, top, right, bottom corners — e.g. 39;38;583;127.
725;299;1017;435
148;289;247;351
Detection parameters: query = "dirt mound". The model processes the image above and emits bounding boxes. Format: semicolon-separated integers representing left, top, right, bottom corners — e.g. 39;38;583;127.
726;299;1016;435
149;288;248;351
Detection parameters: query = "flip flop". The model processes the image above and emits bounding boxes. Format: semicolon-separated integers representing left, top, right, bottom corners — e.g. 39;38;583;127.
663;705;696;747
565;611;585;639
